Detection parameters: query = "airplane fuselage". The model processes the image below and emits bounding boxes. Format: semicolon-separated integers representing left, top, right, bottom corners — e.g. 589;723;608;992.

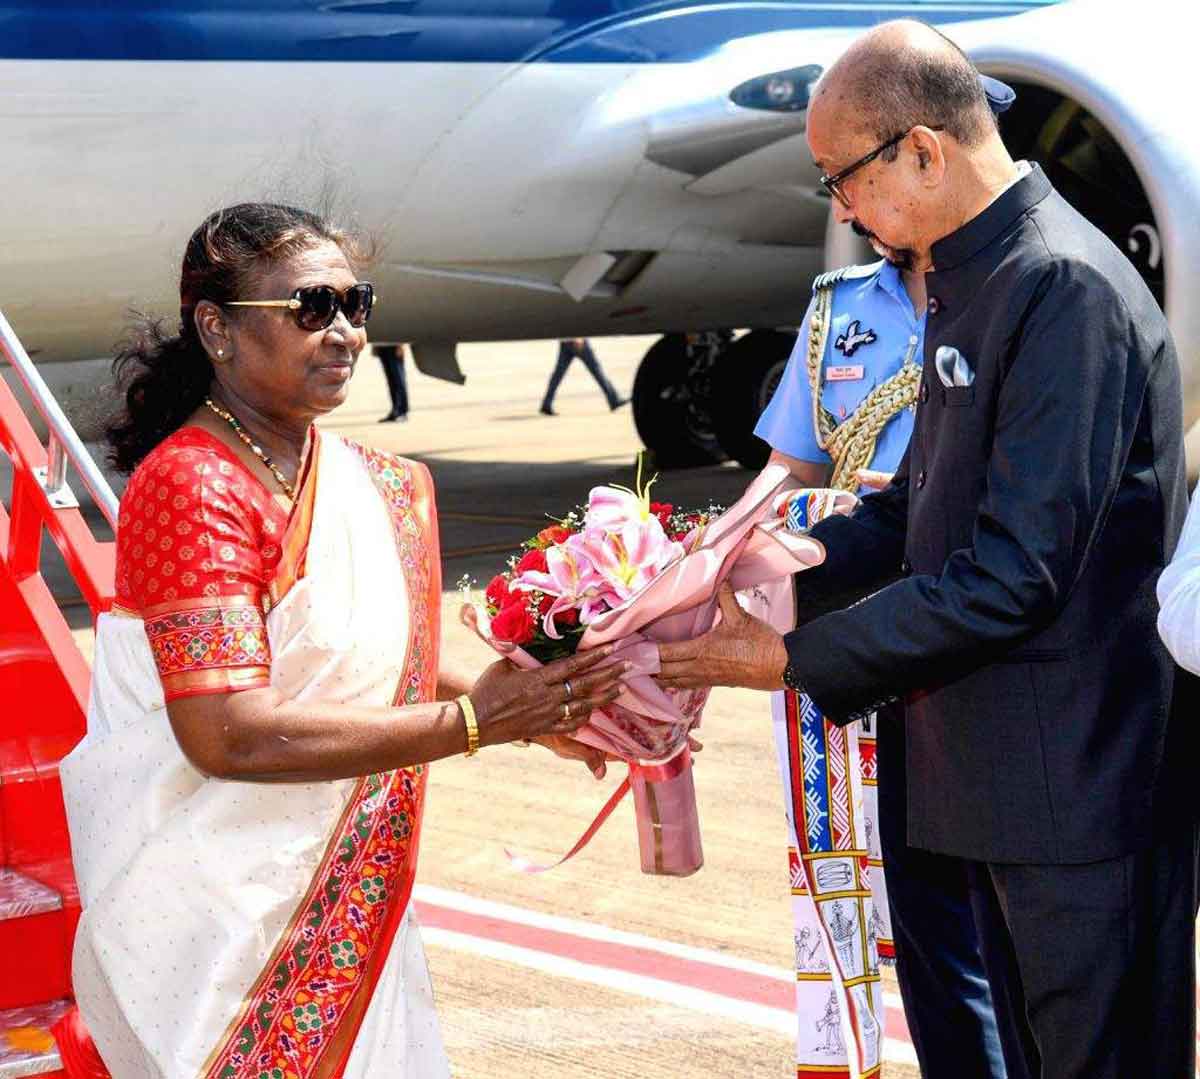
1;0;1053;360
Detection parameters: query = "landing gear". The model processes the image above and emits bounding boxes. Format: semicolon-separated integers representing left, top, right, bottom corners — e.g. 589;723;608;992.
631;333;728;469
710;330;796;470
631;329;795;471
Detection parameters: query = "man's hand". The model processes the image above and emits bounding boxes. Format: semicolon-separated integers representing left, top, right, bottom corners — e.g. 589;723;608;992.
657;584;789;691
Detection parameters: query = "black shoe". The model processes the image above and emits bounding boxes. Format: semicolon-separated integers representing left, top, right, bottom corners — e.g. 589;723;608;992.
380;410;401;422
540;405;556;416
609;397;630;411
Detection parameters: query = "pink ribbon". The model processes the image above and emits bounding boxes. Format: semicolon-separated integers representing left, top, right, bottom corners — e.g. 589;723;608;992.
505;774;632;874
504;745;694;873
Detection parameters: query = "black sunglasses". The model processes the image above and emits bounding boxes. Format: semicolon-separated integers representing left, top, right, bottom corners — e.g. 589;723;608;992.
819;126;943;207
226;282;376;331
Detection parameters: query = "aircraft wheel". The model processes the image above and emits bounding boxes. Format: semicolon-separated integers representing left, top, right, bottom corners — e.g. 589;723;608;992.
710;330;796;470
631;334;726;469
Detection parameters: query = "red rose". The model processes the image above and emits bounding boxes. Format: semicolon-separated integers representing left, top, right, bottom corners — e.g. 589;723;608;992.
534;591;581;627
650;501;674;529
490;600;535;645
536;525;571;547
516;548;548;575
485;574;512;611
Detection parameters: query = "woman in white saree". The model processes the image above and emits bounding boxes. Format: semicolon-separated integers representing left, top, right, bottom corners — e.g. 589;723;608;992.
59;204;624;1079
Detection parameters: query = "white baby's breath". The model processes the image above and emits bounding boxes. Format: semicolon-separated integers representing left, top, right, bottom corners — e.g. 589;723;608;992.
456;573;477;603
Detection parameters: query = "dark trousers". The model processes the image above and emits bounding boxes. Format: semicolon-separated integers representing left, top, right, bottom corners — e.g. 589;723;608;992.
378;345;409;417
877;707;1008;1078
964;819;1200;1079
541;340;620;410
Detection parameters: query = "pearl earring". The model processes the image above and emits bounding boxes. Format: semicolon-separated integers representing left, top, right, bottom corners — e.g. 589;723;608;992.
217;349;224;358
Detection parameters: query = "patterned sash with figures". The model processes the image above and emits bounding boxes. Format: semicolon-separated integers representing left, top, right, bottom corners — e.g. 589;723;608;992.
771;480;895;1079
775;690;892;1079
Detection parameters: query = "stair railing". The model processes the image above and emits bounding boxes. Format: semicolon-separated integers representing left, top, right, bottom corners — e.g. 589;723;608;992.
0;309;118;529
0;308;115;629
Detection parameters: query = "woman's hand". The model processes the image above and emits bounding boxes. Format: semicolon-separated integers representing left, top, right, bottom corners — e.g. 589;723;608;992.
468;646;628;748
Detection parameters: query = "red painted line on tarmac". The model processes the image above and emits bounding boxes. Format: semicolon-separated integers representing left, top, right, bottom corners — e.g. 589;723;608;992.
419;897;1200;1067
414;898;913;1045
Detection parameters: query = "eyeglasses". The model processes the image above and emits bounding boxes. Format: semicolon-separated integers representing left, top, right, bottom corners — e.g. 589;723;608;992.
226;283;376;331
819;126;942;208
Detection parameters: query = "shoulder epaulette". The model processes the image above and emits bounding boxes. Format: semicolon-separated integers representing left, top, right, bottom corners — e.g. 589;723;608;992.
811;260;884;293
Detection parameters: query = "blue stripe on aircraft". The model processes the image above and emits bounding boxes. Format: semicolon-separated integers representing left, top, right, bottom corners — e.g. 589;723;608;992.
0;1;1056;63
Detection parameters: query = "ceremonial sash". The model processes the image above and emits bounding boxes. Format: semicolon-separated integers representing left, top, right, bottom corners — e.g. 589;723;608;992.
760;487;895;1079
774;690;891;1079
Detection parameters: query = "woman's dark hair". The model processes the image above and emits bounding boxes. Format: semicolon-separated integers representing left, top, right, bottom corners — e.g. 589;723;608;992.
105;202;364;473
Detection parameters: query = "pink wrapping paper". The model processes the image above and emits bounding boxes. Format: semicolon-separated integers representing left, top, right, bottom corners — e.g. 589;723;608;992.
473;464;838;875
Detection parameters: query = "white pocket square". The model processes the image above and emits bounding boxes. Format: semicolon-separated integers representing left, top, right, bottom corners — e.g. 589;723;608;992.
934;345;974;388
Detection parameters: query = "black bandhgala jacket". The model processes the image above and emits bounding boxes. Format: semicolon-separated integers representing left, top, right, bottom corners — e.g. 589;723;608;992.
786;165;1195;864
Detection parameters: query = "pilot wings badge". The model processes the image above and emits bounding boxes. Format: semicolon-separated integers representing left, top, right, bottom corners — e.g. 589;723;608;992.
834;320;877;357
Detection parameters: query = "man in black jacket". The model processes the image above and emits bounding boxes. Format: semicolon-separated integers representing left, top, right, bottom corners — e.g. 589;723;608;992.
660;20;1198;1078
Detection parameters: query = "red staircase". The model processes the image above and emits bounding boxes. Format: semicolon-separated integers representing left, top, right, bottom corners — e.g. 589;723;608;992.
0;311;115;1077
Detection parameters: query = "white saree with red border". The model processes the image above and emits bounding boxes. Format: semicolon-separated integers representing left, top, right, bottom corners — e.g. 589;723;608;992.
60;431;448;1079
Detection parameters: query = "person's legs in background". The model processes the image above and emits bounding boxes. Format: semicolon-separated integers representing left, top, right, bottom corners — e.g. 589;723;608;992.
378;344;409;422
576;340;627;410
540;341;574;415
542;340;627;414
392;347;409;417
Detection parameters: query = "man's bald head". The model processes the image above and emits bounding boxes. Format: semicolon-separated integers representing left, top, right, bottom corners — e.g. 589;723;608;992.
814;20;996;149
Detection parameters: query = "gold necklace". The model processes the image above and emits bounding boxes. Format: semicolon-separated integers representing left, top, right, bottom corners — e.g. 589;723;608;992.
204;398;296;499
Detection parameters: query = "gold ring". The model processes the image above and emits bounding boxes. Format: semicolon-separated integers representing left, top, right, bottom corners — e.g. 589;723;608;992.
563;679;573;700
562;702;571;720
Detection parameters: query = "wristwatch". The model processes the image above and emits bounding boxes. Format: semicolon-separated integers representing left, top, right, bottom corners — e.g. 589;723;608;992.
782;658;804;692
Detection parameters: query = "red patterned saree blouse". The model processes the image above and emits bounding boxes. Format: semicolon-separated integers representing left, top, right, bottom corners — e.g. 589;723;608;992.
114;426;291;702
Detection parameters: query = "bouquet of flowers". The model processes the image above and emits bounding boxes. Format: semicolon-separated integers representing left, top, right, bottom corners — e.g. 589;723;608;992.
484;489;724;664
471;461;836;876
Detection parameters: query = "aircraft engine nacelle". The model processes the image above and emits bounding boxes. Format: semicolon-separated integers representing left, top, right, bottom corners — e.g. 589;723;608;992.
968;35;1200;449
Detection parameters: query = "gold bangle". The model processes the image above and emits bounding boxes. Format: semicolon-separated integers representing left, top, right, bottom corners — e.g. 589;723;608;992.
456;694;480;757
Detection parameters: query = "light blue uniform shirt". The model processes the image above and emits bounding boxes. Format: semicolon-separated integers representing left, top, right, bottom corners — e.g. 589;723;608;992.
755;260;926;480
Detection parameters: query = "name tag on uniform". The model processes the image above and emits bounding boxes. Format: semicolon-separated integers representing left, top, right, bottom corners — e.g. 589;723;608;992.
826;364;865;382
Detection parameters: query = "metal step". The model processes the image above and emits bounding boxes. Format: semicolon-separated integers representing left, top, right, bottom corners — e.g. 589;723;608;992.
0;999;67;1077
0;869;60;922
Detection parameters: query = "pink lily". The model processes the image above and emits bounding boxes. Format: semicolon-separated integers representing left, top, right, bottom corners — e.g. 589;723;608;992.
577;522;684;605
511;541;610;638
585;484;650;532
584;453;662;534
